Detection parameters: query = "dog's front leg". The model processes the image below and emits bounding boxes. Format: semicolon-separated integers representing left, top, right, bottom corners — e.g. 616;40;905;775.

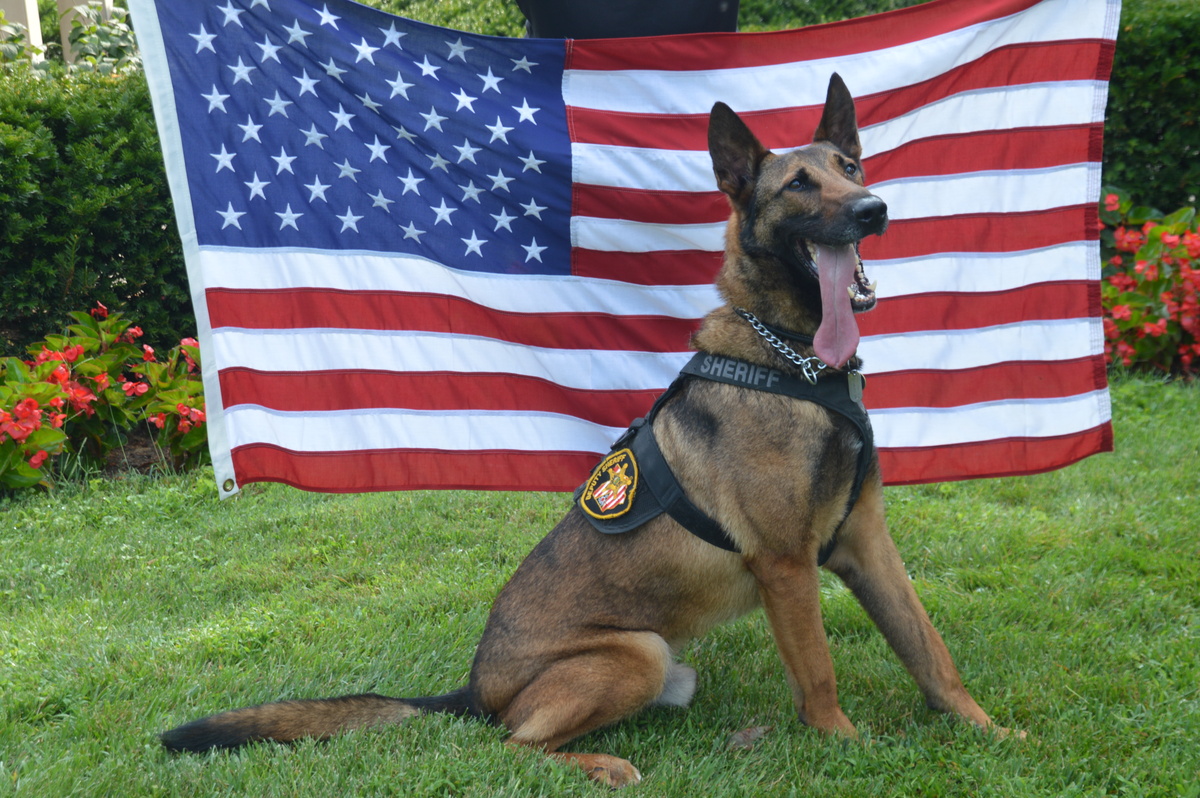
745;552;857;737
823;479;994;730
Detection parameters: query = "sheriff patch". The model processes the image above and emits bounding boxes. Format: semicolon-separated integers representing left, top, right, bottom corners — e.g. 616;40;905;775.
579;448;638;520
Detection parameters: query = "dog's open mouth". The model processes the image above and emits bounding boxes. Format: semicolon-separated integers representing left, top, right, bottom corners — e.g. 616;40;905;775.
795;240;877;369
797;240;877;311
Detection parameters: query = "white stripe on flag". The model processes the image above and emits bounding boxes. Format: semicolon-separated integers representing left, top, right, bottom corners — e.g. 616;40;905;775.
224;405;626;453
571;217;726;253
859;319;1101;374
210;330;692;391
871;164;1097;221
869;243;1101;298
195;249;722;316
871;390;1112;448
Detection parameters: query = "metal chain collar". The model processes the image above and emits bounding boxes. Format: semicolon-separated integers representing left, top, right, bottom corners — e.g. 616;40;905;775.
734;307;829;384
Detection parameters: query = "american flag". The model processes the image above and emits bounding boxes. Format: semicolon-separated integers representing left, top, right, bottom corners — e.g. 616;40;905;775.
129;0;1119;498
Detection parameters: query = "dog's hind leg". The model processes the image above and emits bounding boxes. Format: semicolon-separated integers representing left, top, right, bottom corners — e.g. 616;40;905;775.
499;630;674;788
822;478;996;730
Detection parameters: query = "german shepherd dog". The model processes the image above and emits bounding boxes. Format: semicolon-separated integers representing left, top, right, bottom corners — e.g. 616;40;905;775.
161;74;1008;786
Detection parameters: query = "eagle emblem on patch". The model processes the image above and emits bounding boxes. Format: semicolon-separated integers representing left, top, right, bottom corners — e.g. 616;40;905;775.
580;448;638;520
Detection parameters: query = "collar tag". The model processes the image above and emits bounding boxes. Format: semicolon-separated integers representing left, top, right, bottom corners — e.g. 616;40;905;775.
848;371;864;405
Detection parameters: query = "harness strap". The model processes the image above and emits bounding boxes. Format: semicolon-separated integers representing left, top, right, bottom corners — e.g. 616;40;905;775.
578;352;875;566
627;418;739;553
680;353;875;510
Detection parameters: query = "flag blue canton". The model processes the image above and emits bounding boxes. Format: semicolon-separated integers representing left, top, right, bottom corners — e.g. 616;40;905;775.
159;0;571;275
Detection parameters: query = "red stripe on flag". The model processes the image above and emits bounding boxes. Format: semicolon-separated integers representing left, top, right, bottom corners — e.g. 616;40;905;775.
571;248;723;284
865;125;1102;184
567;42;1108;151
229;422;1115;494
571;125;1102;226
572;185;729;226
565;0;1045;71
877;423;1114;485
859;282;1095;336
218;357;1105;422
573;206;1095;284
863;358;1106;410
219;369;660;428
859;205;1097;261
231;445;603;493
206;288;700;350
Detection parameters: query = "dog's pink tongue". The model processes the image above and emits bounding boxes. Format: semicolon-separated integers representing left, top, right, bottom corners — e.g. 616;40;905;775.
813;244;860;369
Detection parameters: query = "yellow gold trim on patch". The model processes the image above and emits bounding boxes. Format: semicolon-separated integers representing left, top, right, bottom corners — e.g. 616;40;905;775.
580;448;638;520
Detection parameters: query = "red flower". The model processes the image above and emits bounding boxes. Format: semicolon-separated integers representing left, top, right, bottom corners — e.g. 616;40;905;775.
64;381;97;415
1107;273;1136;292
142;345;156;362
122;381;149;397
28;450;49;469
47;364;70;385
1104;193;1120;211
1113;226;1146;253
14;398;39;420
91;302;109;320
1162;233;1181;249
149;412;167;429
1142;319;1168;338
50;412;67;428
1;400;42;443
93;373;110;391
1184;231;1200;259
1110;304;1132;321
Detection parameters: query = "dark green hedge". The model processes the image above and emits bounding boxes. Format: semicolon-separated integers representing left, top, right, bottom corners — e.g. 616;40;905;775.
0;0;1196;357
0;67;188;357
1104;0;1200;211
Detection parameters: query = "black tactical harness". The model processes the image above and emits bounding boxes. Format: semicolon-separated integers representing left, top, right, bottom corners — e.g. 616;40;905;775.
576;351;875;565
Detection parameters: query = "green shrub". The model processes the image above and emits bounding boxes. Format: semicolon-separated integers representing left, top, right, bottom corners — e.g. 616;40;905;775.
1105;0;1200;209
0;65;189;357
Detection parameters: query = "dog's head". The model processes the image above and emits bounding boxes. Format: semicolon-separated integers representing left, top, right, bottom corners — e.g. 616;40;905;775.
708;74;888;368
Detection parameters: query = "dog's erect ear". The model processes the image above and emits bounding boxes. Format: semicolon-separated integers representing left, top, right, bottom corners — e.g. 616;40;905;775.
709;101;770;206
812;73;862;161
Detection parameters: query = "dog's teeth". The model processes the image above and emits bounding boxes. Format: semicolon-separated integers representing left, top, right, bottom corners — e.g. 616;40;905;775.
868;280;878;293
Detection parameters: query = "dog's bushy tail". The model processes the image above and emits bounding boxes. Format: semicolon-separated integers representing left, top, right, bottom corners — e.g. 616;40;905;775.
160;688;475;753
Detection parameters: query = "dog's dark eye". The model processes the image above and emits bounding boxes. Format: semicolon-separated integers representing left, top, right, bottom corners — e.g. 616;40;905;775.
843;162;859;178
787;172;810;190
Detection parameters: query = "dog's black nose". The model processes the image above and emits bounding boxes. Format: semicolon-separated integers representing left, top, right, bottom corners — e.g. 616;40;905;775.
850;196;888;233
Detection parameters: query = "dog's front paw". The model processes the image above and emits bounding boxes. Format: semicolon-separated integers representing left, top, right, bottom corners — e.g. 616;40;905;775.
988;724;1028;742
586;755;641;788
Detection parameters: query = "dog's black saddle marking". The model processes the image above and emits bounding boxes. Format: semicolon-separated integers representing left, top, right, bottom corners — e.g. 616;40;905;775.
576;352;876;565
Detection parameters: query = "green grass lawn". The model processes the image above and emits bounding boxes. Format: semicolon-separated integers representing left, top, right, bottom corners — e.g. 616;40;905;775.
1;373;1198;796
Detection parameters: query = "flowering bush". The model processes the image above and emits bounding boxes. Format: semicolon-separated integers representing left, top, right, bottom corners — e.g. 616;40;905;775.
0;303;208;491
1099;187;1200;375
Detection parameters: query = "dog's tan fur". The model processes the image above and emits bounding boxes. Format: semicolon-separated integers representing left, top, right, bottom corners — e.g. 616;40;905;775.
161;75;1003;788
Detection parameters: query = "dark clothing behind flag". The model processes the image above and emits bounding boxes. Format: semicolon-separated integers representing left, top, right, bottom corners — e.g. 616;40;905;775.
516;0;740;38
